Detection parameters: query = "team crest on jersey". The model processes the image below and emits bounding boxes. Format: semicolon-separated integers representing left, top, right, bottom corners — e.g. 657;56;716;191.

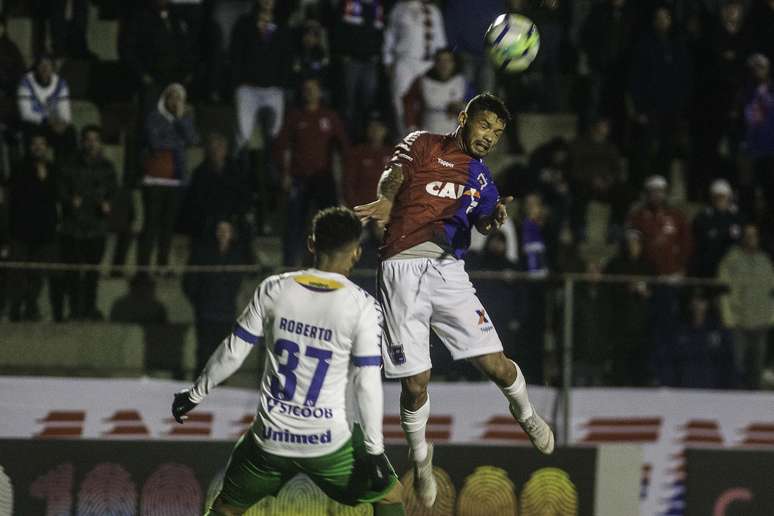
477;173;488;188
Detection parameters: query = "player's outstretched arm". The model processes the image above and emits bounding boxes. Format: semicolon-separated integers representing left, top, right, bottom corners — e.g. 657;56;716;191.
172;333;255;423
475;195;514;235
354;164;404;225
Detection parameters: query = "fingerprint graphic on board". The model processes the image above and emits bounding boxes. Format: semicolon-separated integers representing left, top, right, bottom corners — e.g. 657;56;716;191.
0;465;12;516
520;468;578;516
140;463;203;516
400;466;456;516
328;497;371;516
271;474;328;516
456;466;518;516
76;463;137;516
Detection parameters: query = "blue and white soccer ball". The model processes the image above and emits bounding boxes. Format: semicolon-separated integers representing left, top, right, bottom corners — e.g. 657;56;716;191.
485;13;540;73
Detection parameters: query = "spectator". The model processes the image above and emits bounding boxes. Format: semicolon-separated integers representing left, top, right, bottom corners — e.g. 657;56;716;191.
33;0;91;59
275;77;348;266
691;179;742;278
667;290;733;388
525;0;571;113
515;192;553;384
17;54;77;161
230;0;293;151
341;113;391;210
628;6;693;185
443;0;500;93
579;0;637;132
137;83;199;275
604;229;655;386
7;133;63;321
59;125;117;320
183;131;251;251
183;220;244;372
466;229;517;271
522;137;572;227
109;275;168;324
383;0;446;134
627;175;693;276
0;17;25;99
718;223;774;389
689;0;750;198
740;53;774;205
402;48;469;134
121;0;198;111
290;20;331;95
323;0;385;135
569;117;631;238
749;0;774;63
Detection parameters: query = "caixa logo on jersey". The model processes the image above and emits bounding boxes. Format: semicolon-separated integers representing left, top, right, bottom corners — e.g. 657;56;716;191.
266;395;334;420
425;181;481;202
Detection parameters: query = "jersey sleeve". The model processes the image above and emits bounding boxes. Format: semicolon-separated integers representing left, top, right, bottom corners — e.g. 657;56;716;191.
350;292;385;455
471;169;500;224
388;131;429;181
233;283;265;345
188;282;266;403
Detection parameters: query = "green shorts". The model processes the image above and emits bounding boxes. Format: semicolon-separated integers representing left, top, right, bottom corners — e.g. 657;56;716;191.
213;424;398;509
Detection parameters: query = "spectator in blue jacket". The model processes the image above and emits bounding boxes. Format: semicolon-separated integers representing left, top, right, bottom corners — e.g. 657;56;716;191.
741;53;774;204
137;83;199;275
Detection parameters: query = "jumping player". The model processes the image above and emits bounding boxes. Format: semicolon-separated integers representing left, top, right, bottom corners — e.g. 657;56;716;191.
172;207;406;516
355;93;554;508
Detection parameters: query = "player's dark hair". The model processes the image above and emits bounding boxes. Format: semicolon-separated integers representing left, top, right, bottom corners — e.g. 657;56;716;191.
465;92;511;125
312;207;362;254
81;124;102;141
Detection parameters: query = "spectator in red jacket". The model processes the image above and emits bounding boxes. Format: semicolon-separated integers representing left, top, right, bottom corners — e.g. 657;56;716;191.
627;175;693;276
274;77;348;266
342;113;391;209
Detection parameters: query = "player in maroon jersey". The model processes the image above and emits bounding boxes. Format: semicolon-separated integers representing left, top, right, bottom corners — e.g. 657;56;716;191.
355;93;554;508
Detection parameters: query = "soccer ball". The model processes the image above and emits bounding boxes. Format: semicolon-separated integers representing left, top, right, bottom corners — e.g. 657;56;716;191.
485;13;540;73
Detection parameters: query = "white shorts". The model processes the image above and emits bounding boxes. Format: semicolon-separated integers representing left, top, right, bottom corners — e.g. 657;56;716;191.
377;257;504;379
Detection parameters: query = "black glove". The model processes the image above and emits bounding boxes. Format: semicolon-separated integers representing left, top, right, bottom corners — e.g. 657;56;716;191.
171;389;198;423
366;452;395;492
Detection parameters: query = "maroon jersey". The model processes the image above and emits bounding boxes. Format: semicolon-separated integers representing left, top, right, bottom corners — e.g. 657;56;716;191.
381;132;500;260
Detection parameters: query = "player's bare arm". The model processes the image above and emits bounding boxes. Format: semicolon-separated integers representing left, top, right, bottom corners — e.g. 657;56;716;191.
475;196;515;235
354;164;405;225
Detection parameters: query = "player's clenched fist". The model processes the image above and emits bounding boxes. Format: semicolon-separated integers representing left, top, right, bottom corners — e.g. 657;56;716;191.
365;452;396;492
171;389;198;423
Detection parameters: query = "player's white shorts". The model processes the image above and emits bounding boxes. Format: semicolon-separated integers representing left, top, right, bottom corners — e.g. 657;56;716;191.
377;257;504;379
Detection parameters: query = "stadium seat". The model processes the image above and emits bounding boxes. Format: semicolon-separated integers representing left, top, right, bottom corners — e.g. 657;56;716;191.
186;146;205;175
517;113;577;156
70;100;102;133
6;17;33;67
60;60;92;100
100;102;136;145
87;20;119;61
585;201;611;246
102;143;125;182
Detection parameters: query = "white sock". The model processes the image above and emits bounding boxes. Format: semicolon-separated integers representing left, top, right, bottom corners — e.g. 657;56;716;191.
499;361;534;422
401;396;430;463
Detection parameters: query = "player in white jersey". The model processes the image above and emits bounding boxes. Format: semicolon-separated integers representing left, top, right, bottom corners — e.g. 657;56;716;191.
172;207;405;516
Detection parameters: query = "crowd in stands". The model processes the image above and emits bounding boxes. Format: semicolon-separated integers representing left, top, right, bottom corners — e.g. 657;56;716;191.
0;0;773;390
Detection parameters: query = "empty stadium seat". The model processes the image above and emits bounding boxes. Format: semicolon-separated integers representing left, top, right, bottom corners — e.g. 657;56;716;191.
102;143;125;181
87;20;119;61
517;113;578;156
6;17;32;67
186;146;205;175
70;99;102;133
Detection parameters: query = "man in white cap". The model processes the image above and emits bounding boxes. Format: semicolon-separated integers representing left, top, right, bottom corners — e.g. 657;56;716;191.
627;175;693;276
692;179;742;277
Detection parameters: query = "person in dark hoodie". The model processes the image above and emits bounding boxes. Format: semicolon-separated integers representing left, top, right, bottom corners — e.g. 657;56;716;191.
603;228;656;386
7;133;63;321
183;220;244;372
137;83;199;275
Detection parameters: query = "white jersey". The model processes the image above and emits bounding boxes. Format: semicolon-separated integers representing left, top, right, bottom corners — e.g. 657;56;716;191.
189;269;385;458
